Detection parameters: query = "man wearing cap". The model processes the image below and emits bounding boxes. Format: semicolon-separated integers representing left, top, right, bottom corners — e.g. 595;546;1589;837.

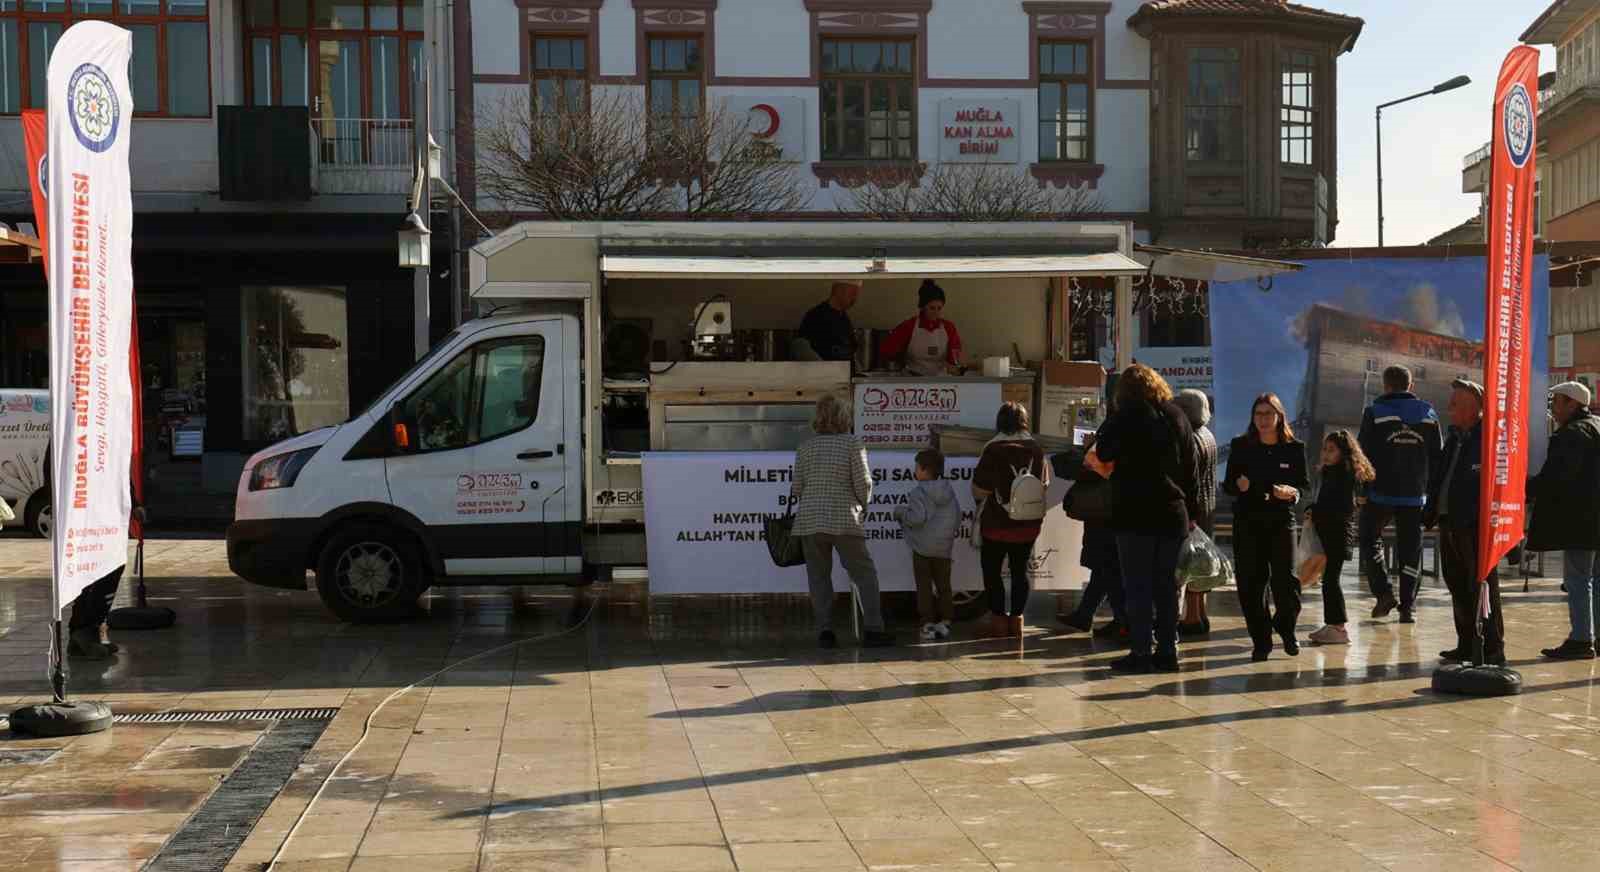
1427;379;1504;665
1530;381;1600;660
1358;365;1444;623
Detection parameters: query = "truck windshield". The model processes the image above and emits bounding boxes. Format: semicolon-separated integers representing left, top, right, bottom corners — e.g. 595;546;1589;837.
349;328;462;422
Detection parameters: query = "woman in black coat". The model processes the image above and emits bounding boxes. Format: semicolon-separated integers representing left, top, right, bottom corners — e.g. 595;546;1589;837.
1306;429;1374;647
1091;365;1198;674
1222;393;1309;661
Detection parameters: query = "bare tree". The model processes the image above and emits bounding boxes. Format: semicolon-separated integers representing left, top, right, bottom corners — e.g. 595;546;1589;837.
476;88;808;220
840;162;1104;221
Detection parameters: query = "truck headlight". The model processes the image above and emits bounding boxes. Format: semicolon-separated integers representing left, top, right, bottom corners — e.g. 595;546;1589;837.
249;447;319;491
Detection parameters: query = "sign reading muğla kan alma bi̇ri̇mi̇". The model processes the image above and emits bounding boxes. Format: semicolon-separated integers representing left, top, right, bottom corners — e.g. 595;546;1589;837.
938;99;1020;163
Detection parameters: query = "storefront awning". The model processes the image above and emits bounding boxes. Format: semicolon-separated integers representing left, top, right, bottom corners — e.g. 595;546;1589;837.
1133;244;1302;283
600;251;1146;280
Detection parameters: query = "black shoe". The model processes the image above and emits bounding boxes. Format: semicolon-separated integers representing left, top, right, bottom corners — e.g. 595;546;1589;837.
861;630;896;648
1152;653;1180;673
1058;613;1094;634
1093;620;1127;640
1439;648;1468;662
1283;637;1301;657
1109;653;1153;674
818;630;838;649
1177;622;1210;639
1251;647;1271;663
1398;610;1415;624
1541;639;1597;660
1372;594;1399;619
1484;652;1508;667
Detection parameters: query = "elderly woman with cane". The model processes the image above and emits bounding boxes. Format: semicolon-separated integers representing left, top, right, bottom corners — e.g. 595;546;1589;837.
793;393;896;649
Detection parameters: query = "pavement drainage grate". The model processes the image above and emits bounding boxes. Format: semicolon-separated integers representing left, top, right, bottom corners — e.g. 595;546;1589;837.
0;748;61;764
145;716;332;872
114;708;341;724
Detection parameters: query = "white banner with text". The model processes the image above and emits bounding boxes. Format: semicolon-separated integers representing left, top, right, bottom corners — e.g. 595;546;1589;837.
642;451;1085;595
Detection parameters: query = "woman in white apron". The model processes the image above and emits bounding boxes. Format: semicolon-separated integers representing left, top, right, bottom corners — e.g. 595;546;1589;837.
880;280;964;376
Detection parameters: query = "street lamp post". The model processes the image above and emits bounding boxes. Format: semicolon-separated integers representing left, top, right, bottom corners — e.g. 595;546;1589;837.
1376;74;1472;247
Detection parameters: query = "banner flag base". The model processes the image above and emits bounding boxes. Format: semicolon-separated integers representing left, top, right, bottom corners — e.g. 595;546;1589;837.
1433;664;1523;697
8;701;112;737
107;606;175;630
107;540;175;630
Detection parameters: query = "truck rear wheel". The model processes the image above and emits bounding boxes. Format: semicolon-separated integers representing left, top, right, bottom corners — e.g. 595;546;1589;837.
314;523;426;623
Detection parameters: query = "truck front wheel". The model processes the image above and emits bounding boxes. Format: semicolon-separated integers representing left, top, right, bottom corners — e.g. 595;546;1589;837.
314;523;426;623
24;491;51;540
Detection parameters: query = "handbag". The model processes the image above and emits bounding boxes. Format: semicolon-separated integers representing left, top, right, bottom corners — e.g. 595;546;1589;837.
763;492;806;568
1062;477;1113;525
968;498;985;550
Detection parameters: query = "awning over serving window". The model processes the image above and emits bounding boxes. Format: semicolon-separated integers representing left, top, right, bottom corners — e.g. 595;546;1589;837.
600;251;1147;280
1133;244;1302;283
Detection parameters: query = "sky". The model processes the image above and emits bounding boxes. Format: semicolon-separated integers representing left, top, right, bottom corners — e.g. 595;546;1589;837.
1333;0;1557;248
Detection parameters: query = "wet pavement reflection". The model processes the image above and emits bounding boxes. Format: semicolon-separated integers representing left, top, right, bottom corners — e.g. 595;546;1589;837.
2;536;1599;871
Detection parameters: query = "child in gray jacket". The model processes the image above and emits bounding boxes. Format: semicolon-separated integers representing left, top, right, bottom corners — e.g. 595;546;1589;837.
896;449;963;641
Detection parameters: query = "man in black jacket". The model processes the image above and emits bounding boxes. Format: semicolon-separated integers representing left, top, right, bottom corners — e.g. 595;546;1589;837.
1358;365;1444;624
1532;381;1600;660
1428;380;1503;666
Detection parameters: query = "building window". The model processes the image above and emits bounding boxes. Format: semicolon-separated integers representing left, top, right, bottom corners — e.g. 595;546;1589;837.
1185;46;1242;163
819;37;915;161
0;0;210;116
647;36;702;132
532;34;587;117
242;286;350;445
1039;39;1092;162
1280;51;1315;166
246;0;422;168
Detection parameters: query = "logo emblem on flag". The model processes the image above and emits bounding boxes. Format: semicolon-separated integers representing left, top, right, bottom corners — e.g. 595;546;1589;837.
1505;83;1533;169
36;154;47;200
67;62;120;153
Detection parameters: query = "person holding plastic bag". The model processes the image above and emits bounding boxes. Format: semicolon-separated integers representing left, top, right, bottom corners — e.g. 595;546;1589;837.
1174;389;1219;637
1306;430;1374;645
1223;393;1309;661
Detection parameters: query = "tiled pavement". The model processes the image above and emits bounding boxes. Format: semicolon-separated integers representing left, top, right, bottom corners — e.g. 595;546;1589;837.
2;534;1600;871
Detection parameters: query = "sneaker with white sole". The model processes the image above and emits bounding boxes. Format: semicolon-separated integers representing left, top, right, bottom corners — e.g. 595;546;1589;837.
935;621;951;640
920;623;939;642
1309;625;1349;645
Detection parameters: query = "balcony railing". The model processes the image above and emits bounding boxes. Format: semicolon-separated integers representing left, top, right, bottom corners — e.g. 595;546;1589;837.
310;117;414;196
1546;68;1597;111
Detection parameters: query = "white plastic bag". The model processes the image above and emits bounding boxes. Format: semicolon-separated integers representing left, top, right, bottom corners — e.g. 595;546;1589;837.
0;497;13;527
1295;523;1326;588
1178;528;1233;593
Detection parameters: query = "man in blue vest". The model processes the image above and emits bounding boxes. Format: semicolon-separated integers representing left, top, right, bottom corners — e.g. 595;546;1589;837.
1357;365;1444;623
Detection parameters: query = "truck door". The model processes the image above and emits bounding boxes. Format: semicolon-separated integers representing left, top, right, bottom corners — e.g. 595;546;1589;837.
385;319;568;576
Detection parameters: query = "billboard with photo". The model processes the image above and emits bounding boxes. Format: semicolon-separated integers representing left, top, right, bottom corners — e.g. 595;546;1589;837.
1209;255;1551;482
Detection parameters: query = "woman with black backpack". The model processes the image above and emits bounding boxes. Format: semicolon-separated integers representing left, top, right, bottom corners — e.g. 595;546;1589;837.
1089;365;1198;673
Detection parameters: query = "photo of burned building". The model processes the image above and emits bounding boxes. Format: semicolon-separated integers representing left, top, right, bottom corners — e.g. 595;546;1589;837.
1294;303;1485;453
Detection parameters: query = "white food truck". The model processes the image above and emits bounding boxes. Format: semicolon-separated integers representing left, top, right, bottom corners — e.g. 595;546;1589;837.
228;221;1153;621
0;389;51;537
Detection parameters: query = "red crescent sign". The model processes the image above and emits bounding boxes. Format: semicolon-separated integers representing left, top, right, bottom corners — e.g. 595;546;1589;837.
750;103;780;139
